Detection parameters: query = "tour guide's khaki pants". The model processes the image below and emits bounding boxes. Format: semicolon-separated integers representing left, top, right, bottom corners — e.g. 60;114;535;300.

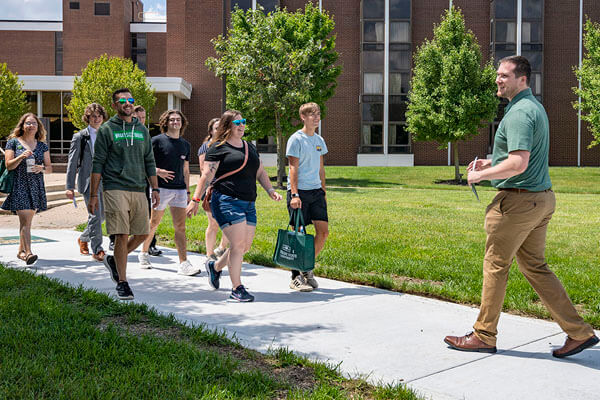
473;189;594;346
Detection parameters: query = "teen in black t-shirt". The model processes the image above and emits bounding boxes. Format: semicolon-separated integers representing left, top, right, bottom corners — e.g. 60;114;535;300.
140;110;200;277
152;133;190;189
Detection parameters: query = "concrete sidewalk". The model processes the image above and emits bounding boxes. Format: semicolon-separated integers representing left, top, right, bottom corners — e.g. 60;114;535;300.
0;228;598;400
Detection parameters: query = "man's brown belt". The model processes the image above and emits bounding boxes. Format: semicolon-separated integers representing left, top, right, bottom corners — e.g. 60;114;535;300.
499;188;551;193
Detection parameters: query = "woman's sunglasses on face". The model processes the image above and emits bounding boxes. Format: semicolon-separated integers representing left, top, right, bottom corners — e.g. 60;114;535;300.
117;98;135;104
232;119;246;126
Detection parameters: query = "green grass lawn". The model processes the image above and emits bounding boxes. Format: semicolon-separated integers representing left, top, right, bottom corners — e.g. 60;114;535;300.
155;166;600;328
0;265;419;399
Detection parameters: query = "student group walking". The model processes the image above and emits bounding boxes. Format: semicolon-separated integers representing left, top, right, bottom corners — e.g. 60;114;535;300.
1;56;597;359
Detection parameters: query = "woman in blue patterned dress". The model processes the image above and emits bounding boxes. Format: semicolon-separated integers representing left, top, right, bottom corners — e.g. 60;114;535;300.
1;113;53;265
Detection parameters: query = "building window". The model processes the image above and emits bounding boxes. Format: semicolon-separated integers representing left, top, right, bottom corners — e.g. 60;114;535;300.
232;1;279;13
69;2;80;10
389;123;411;154
490;0;543;154
55;32;63;76
360;0;384;153
388;0;411;154
231;0;252;11
360;0;411;154
491;0;543;100
258;0;279;13
44;92;76;155
131;33;147;71
94;2;110;16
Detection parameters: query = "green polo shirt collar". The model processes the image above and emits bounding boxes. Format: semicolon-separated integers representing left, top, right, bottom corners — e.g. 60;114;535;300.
504;88;533;114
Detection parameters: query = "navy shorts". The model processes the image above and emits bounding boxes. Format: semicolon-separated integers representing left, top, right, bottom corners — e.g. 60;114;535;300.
211;190;257;229
286;188;328;226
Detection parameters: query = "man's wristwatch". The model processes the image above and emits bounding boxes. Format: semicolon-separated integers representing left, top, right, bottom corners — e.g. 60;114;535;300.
152;188;160;193
291;193;300;198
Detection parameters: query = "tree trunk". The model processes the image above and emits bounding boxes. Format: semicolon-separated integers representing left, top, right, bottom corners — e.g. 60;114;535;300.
275;111;286;189
453;142;462;183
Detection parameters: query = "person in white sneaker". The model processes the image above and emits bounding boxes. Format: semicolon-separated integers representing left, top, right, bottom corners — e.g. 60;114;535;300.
286;102;329;292
138;110;200;276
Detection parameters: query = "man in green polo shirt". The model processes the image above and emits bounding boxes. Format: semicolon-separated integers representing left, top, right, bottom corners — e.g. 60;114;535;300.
444;56;598;358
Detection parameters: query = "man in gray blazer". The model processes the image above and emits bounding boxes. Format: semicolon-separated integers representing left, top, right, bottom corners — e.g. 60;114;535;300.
66;103;108;261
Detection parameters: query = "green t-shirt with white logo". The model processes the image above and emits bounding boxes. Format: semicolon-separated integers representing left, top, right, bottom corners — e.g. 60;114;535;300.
491;88;552;192
91;115;156;192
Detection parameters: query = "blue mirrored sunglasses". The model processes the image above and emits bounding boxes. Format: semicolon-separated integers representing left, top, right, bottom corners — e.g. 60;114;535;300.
118;98;135;104
232;118;246;126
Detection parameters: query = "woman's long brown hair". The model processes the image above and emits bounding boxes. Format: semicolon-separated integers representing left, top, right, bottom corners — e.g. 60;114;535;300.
210;110;242;146
9;113;47;142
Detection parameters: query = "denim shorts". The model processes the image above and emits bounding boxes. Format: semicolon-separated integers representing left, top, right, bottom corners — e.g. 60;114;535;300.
210;190;257;229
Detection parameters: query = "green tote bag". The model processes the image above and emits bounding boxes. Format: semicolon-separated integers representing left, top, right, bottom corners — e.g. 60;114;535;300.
272;209;315;272
0;149;15;194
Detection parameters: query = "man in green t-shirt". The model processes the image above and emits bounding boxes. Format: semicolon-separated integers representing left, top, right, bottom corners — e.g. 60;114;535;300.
444;56;598;358
88;88;159;301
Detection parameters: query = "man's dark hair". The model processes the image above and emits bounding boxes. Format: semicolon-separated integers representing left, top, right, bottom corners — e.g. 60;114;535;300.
499;55;531;86
112;88;132;103
158;109;188;135
133;105;145;113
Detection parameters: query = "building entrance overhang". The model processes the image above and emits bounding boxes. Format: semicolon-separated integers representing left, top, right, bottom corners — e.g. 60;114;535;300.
18;75;192;100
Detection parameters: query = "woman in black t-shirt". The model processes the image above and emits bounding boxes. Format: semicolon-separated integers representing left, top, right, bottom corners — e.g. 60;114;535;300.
187;110;282;302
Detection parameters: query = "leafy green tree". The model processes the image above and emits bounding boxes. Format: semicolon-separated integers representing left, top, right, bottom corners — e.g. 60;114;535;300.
406;7;498;182
207;3;342;187
66;55;156;130
574;19;600;148
0;63;29;139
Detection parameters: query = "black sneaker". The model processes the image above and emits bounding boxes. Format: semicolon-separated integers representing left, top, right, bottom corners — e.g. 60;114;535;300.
103;255;119;283
116;281;134;300
206;259;222;289
230;285;254;302
148;246;162;256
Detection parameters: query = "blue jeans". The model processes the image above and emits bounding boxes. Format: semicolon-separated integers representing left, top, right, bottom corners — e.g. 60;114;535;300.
211;190;257;229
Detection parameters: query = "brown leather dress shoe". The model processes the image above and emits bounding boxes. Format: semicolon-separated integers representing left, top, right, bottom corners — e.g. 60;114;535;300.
92;250;105;262
552;335;599;358
78;238;90;255
444;332;497;353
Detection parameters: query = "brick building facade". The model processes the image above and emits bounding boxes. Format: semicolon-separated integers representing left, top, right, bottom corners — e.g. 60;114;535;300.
1;0;599;166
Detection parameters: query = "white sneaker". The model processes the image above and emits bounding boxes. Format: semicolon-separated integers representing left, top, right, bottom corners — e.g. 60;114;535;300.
138;252;152;269
289;274;313;292
178;259;201;276
302;270;318;289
